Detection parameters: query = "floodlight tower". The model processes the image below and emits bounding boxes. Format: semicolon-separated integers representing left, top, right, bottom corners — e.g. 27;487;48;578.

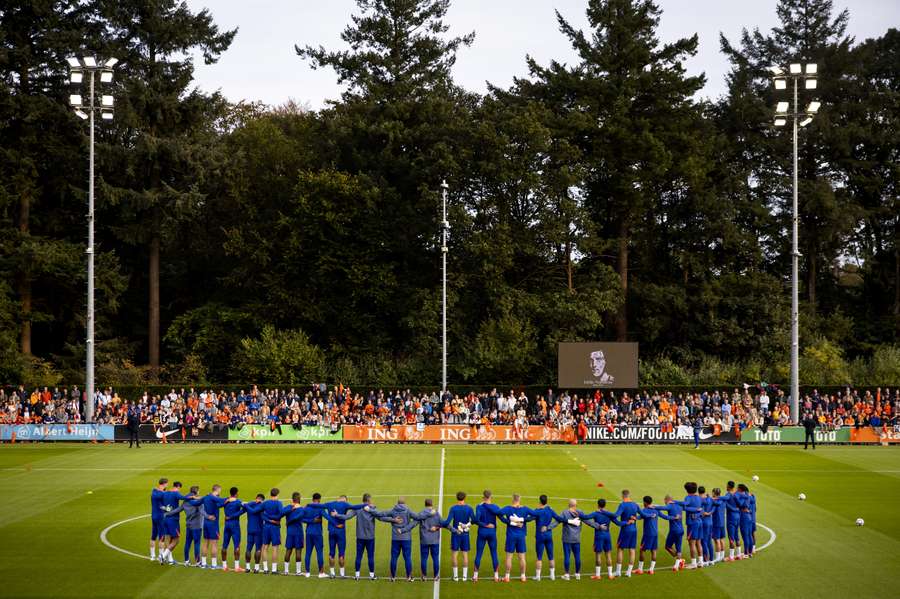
440;180;449;395
771;62;820;424
67;56;117;423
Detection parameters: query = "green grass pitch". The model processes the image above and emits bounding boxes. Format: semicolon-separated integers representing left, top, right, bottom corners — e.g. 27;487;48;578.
1;443;899;598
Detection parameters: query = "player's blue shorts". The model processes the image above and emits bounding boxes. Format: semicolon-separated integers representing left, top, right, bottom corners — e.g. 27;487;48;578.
151;517;163;540
329;532;346;557
246;531;262;552
285;531;303;550
727;520;740;542
505;536;526;554
202;520;219;540
164;517;180;538
686;519;702;540
665;529;683;553
712;525;725;540
451;534;470;552
640;535;658;551
262;524;281;546
535;535;554;560
702;520;712;539
593;534;612;553
617;529;637;549
223;522;241;548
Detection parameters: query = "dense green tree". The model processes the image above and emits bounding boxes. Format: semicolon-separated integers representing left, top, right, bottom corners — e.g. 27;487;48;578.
720;0;859;314
516;0;707;342
0;0;125;382
96;0;235;372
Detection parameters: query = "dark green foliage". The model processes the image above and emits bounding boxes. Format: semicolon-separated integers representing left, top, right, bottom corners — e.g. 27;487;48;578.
0;0;897;386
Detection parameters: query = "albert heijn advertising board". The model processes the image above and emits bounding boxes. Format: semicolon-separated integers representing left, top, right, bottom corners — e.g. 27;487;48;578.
342;424;575;443
0;423;115;442
584;424;739;443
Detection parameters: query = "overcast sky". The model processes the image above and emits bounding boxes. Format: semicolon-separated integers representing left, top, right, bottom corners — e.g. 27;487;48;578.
184;0;898;109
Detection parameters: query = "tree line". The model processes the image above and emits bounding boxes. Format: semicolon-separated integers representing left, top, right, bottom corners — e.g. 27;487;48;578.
1;0;898;388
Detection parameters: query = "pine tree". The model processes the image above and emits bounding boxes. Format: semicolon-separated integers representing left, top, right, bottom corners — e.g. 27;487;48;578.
96;0;235;372
517;0;706;341
720;0;858;312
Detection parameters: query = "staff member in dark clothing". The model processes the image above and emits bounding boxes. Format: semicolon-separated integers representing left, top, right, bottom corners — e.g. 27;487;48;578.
802;411;817;450
127;401;141;448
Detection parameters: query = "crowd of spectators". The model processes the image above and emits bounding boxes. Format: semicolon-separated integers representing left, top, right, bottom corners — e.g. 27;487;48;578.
2;384;899;433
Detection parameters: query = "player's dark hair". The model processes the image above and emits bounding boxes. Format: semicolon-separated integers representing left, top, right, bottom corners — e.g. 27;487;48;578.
256;493;265;500
312;492;322;501
230;486;238;497
456;491;466;501
212;484;221;493
621;489;630;498
597;499;606;508
483;490;492;499
270;487;280;497
712;488;721;497
158;477;168;485
190;485;199;494
173;481;182;489
363;493;371;503
684;482;698;494
292;492;301;502
727;481;735;490
339;495;347;501
643;495;652;505
425;498;433;507
698;485;706;494
539;494;548;505
737;484;749;493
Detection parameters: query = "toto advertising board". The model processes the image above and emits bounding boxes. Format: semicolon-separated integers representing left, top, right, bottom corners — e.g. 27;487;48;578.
228;424;343;442
0;423;115;441
558;342;639;388
585;424;739;443
739;427;850;444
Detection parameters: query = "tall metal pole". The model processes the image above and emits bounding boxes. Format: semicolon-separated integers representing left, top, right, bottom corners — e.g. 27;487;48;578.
790;76;800;424
441;180;449;394
86;70;96;423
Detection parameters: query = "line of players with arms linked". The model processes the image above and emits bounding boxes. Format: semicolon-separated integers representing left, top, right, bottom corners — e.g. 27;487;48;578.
149;479;758;582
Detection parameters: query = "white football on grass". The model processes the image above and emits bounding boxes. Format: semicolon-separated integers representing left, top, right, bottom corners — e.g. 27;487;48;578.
855;518;864;527
752;475;759;482
798;493;806;500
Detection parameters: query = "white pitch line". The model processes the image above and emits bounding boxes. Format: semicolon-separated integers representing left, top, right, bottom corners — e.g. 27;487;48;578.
434;448;445;599
100;511;777;579
13;467;900;473
100;514;153;561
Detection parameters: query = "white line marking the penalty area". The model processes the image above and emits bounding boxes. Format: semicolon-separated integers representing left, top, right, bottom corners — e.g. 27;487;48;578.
100;509;777;579
434;447;445;599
